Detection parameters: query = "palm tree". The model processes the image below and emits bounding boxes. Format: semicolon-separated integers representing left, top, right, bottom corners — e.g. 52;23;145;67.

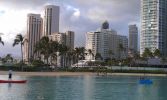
79;47;86;60
74;47;80;66
0;36;4;45
95;53;102;60
142;48;153;58
35;36;51;66
50;41;59;67
108;50;114;59
87;49;94;60
118;43;126;70
59;44;68;67
118;43;125;60
13;34;24;70
66;49;75;67
5;54;13;61
153;49;161;57
142;48;154;66
74;47;86;67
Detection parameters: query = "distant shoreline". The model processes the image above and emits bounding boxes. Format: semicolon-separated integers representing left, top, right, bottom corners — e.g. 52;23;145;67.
0;71;166;77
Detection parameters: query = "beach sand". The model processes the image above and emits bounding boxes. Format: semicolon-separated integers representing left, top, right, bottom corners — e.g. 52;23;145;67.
0;71;167;77
0;71;95;76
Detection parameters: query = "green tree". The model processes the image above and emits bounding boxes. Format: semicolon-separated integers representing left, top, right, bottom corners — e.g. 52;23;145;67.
118;43;125;59
142;48;153;58
87;49;94;60
59;44;68;67
108;50;114;59
5;54;13;62
79;47;86;60
0;36;4;45
32;60;44;67
153;49;161;57
74;47;86;67
66;49;75;67
95;53;103;60
13;34;24;70
50;41;59;67
35;36;51;66
74;47;80;66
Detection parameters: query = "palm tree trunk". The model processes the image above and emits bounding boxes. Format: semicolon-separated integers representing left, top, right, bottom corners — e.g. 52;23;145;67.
77;55;79;67
65;54;67;67
55;56;57;68
21;44;23;71
69;58;71;67
63;55;65;67
51;56;53;65
45;55;48;66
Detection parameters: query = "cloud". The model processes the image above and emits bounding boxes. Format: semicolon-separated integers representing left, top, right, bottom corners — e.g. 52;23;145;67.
73;8;80;17
0;0;51;9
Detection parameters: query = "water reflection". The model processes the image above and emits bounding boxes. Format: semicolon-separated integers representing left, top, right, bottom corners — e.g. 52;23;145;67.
83;75;94;100
137;78;160;100
8;83;12;89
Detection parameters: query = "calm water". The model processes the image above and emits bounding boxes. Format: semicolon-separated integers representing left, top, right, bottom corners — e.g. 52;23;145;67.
0;75;167;100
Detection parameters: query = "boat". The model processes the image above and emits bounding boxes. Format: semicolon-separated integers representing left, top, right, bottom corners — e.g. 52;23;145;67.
0;80;27;83
139;78;153;85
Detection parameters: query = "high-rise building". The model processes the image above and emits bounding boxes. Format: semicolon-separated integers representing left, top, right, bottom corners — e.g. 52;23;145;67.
65;31;75;49
140;0;167;56
43;5;60;36
23;13;43;62
49;31;75;48
49;32;65;44
85;31;103;60
129;24;138;53
85;21;127;60
118;35;128;59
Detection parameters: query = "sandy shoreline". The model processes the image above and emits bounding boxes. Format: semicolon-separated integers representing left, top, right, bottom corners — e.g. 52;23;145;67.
0;71;167;77
0;71;96;76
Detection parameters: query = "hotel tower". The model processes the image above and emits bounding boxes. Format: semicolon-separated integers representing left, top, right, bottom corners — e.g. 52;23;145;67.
129;24;138;53
43;5;60;36
140;0;167;56
23;14;43;62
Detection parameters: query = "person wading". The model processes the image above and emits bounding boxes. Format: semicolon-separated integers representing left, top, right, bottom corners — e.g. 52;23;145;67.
8;70;12;80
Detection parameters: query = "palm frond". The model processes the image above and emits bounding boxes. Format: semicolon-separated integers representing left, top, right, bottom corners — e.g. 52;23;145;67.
0;37;4;45
13;39;20;46
0;41;4;45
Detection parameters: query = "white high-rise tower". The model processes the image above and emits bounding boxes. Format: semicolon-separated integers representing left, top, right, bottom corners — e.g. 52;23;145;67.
140;0;167;56
43;5;60;36
23;13;43;62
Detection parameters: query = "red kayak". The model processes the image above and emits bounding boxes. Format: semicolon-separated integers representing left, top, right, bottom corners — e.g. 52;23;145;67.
0;80;27;83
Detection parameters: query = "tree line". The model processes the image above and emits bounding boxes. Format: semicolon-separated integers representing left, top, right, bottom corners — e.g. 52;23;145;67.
0;34;164;68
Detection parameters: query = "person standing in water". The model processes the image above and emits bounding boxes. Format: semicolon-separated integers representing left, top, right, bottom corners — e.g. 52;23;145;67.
8;70;12;80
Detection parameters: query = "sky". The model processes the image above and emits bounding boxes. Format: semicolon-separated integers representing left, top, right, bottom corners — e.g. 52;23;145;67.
0;0;140;58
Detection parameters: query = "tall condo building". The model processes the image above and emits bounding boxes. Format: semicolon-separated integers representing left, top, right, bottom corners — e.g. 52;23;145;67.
118;35;128;59
43;5;60;36
129;24;138;52
49;31;75;48
140;0;167;56
23;14;43;62
85;21;127;60
65;31;75;49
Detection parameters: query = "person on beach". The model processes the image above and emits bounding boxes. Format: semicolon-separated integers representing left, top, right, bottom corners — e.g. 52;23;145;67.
8;70;12;80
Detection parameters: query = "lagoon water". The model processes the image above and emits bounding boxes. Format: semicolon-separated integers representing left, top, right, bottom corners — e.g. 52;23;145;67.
0;75;167;100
